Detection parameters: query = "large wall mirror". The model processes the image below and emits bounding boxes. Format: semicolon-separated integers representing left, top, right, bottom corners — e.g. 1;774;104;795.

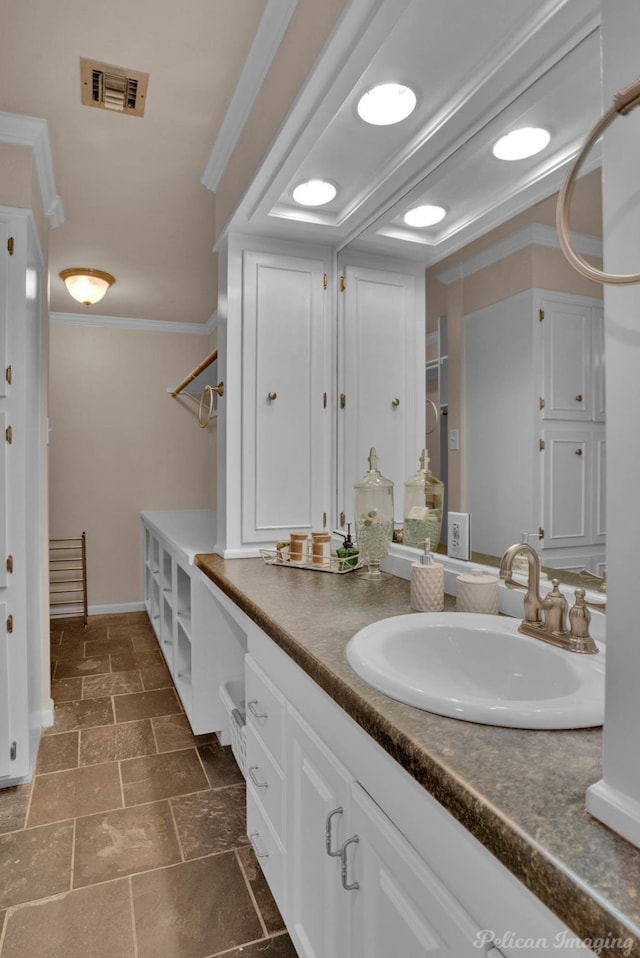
338;22;605;587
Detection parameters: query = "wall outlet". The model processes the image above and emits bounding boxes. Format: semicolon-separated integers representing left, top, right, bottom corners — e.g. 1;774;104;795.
448;512;471;560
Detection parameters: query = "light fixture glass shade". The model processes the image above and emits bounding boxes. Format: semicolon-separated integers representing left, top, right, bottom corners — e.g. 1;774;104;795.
403;204;446;227
60;268;115;307
292;179;337;207
357;83;417;126
492;127;551;161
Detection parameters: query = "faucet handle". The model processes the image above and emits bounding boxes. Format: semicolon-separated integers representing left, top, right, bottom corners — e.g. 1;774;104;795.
568;588;599;654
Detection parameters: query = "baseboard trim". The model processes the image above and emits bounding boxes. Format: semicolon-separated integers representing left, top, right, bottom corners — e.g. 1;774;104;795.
88;601;146;616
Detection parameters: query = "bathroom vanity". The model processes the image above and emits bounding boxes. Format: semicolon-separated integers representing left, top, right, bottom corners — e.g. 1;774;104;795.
193;553;640;958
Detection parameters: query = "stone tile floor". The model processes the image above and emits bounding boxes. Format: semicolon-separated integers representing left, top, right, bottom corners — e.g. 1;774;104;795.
0;611;297;958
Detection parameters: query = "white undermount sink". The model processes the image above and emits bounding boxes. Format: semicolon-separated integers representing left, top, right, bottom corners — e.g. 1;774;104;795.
345;612;605;729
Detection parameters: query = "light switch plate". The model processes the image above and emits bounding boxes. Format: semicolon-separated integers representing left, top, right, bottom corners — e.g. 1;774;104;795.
448;512;471;560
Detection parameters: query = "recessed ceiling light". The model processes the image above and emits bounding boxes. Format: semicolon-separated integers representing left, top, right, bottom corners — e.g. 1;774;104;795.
357;83;417;126
292;179;337;207
403;205;446;228
492;127;551;161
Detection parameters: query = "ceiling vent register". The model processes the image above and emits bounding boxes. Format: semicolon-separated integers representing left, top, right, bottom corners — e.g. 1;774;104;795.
80;58;149;117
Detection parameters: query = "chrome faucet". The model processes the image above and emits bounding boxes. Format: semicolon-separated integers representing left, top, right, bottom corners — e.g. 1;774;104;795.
499;543;598;654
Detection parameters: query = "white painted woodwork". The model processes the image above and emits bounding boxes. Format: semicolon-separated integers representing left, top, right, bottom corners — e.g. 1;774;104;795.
338;255;425;526
232;608;594;956
465;289;605;570
0;603;9;778
541;297;593;421
141;510;247;735
0;210;47;785
585;0;640;848
287;705;352;958
241;249;329;543
349;782;482;958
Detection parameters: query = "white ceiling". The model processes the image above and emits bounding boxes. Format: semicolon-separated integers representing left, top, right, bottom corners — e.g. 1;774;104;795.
0;0;604;324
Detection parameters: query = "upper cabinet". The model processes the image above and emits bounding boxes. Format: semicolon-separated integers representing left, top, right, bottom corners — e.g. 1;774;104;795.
215;238;425;556
540;297;605;423
337;256;425;526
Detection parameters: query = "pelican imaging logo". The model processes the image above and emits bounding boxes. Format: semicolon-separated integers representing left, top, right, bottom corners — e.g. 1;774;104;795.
473;929;634;955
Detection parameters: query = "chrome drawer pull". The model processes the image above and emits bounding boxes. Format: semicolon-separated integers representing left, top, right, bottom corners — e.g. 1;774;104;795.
247;699;268;720
340;835;359;891
249;832;269;859
248;766;269;789
325;806;343;858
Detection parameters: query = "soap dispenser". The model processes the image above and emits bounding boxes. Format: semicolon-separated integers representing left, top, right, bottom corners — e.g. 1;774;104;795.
354;448;394;580
403;448;445;550
410;539;445;612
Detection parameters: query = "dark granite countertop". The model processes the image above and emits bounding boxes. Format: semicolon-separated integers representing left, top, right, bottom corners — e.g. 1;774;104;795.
195;553;639;957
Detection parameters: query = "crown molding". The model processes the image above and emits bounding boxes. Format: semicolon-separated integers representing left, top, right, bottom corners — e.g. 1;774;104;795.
50;311;214;335
201;0;299;192
0;111;64;228
435;223;603;286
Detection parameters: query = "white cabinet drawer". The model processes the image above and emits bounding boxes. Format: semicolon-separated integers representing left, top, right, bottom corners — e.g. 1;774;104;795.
246;722;286;843
247;784;286;914
245;654;286;767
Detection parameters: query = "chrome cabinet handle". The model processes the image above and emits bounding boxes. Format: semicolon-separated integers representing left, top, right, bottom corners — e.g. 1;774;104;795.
575;393;583;402
248;766;268;789
247;700;268;719
267;391;277;400
391;397;400;407
249;832;269;859
575;448;583;456
325;806;343;858
340;835;359;891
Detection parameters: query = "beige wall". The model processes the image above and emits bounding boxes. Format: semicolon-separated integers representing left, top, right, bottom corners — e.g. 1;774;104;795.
427;171;603;511
49;323;217;607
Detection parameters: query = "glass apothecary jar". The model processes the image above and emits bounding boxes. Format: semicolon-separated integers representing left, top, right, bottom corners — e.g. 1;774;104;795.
403;448;444;551
354;448;394;580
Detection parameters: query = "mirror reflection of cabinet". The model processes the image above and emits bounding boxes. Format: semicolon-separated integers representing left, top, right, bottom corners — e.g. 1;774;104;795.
337;255;425;528
426;315;448;540
465;289;605;572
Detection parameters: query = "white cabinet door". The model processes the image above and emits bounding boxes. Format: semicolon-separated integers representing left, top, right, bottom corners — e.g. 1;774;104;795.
339;262;424;525
242;250;330;543
591;306;605;423
540;427;592;550
349;783;482;958
287;705;352;958
540;297;593;422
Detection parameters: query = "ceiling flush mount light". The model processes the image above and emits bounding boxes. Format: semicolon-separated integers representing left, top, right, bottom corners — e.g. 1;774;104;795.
403;204;446;228
60;268;115;307
357;83;417;126
492;127;551;161
292;179;337;207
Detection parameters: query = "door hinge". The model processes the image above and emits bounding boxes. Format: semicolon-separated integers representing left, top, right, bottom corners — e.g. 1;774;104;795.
5;424;12;444
323;512;327;528
7;237;14;256
323;273;328;290
10;742;16;761
339;511;346;526
340;393;346;409
538;527;544;539
339;275;346;292
539;438;545;451
323;391;327;408
539;308;544;322
6;614;13;633
539;397;545;410
6;555;13;574
5;365;11;385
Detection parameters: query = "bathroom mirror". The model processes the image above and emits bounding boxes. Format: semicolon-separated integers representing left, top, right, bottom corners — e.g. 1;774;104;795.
340;164;605;588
